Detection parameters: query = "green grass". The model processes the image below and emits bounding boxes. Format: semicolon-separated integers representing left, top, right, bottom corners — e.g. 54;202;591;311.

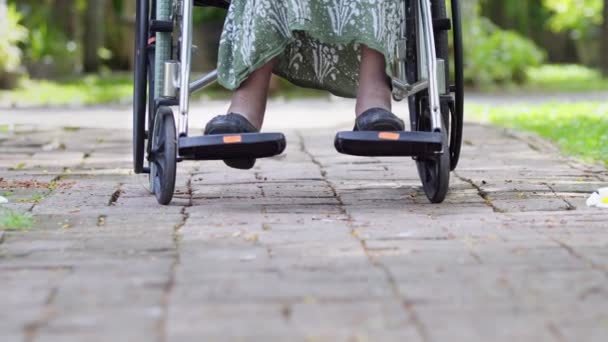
0;209;34;231
468;64;608;93
469;102;608;166
0;74;133;106
2;64;605;106
0;72;328;107
523;64;608;92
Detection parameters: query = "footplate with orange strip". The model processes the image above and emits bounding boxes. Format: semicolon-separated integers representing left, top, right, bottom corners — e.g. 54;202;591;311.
334;131;444;157
178;133;286;160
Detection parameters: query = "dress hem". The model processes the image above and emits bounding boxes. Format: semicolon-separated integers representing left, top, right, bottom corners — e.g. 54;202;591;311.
218;20;396;99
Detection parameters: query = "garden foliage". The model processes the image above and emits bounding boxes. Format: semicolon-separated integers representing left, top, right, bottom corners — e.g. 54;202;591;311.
464;4;546;85
0;3;28;76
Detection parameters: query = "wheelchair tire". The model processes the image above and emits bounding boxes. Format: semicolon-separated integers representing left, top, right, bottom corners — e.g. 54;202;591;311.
150;107;177;205
415;101;450;203
449;0;465;170
407;0;451;203
132;0;150;174
147;48;157;195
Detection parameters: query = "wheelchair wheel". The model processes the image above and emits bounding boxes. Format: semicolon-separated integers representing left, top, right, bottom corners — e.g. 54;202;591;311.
146;41;156;188
150;106;177;205
133;0;161;177
414;99;450;203
407;0;451;203
132;0;150;174
449;0;465;170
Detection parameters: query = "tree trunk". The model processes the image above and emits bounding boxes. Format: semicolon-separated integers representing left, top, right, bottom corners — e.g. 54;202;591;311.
601;0;608;76
104;0;136;70
124;0;136;70
481;1;507;28
83;0;105;72
53;0;76;40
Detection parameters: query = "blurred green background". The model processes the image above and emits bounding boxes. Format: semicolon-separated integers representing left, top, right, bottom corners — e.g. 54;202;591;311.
1;0;607;165
1;0;608;101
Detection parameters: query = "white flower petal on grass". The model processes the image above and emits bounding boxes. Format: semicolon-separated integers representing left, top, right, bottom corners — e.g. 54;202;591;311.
586;192;600;207
586;187;608;208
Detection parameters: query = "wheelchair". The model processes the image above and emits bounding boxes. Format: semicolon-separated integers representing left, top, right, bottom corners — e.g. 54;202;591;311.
132;0;464;205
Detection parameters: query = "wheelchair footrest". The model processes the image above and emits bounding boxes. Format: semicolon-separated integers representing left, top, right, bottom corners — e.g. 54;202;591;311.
179;133;286;160
334;131;443;157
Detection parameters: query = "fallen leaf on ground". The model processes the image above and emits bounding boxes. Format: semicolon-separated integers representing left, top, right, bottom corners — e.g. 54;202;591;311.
245;234;259;243
42;139;66;151
351;228;363;237
9;162;26;171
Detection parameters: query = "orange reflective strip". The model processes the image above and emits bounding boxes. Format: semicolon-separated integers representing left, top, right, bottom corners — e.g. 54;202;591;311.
378;132;400;140
223;135;242;144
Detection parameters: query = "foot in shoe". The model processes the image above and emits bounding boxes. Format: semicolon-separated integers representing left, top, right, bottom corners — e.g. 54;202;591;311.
354;107;405;131
204;113;257;170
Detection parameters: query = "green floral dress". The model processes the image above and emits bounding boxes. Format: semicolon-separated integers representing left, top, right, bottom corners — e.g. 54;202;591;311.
217;0;403;98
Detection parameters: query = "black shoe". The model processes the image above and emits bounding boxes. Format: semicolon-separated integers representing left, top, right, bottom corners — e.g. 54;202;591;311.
204;113;257;170
354;107;405;131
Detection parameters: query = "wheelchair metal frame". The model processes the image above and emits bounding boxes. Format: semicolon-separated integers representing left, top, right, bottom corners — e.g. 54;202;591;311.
134;0;464;204
157;0;446;158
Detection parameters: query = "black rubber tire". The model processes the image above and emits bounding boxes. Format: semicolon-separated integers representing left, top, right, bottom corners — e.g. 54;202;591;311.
407;0;451;204
146;47;156;194
449;0;465;170
419;143;450;203
146;43;157;194
416;105;450;203
150;107;177;205
147;45;156;157
132;0;149;174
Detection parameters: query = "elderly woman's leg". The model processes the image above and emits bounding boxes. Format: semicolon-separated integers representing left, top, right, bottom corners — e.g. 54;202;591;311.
353;45;404;131
356;45;392;116
229;45;392;124
223;45;395;130
203;58;276;170
226;58;277;130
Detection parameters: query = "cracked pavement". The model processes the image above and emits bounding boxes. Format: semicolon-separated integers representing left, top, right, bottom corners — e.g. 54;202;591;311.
1;98;608;341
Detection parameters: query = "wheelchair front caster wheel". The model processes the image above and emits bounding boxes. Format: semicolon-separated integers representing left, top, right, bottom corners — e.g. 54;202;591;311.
416;137;450;203
415;111;450;204
150;106;177;205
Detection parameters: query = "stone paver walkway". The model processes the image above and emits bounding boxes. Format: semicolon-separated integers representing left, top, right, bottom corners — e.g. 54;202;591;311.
1;100;607;341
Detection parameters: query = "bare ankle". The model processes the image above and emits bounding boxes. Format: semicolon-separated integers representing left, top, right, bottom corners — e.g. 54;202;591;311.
356;84;392;116
356;45;392;116
226;58;277;130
